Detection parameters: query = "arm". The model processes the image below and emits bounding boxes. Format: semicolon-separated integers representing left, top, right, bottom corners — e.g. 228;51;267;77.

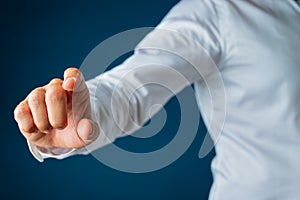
14;0;222;161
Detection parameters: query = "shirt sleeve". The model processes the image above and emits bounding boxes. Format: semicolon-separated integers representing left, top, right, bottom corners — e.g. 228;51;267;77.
28;0;223;162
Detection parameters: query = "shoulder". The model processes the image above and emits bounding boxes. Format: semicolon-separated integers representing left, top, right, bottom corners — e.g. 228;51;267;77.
163;0;222;21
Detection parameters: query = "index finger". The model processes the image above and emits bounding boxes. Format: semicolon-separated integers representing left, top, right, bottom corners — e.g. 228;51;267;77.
62;68;85;92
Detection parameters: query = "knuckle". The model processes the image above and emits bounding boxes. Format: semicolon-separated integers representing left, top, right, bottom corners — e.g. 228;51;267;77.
49;78;62;85
14;110;35;133
28;89;45;106
14;106;27;120
46;86;65;102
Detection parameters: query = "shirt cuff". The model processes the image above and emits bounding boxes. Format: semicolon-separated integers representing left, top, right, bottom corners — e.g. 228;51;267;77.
27;140;76;162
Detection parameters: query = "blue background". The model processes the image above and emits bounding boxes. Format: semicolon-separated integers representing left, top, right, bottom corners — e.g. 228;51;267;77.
1;0;215;199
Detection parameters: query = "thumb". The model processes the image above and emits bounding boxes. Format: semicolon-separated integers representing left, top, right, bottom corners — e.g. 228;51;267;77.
62;67;86;92
77;118;100;145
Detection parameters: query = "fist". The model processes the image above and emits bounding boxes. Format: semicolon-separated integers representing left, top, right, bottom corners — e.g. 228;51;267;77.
14;68;99;149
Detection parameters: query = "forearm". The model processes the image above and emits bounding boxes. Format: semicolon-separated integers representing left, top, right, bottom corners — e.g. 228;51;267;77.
85;47;202;152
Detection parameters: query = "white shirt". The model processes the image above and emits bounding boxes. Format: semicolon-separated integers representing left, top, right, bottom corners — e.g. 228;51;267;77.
28;0;300;199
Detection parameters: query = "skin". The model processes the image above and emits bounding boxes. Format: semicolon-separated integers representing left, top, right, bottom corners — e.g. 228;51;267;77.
14;68;99;149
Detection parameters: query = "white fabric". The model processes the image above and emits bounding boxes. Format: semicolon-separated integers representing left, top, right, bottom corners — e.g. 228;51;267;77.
28;0;300;199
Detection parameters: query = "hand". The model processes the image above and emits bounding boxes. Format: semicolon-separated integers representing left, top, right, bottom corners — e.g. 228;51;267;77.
14;68;99;149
